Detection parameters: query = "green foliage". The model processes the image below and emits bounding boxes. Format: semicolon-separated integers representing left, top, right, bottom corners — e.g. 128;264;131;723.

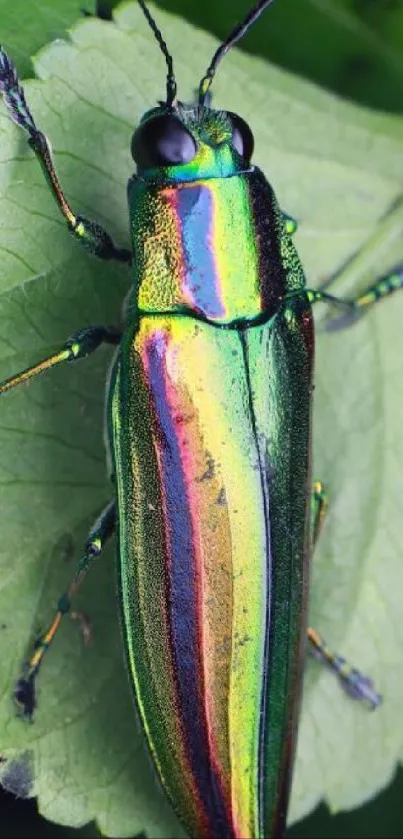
0;0;94;78
0;3;402;837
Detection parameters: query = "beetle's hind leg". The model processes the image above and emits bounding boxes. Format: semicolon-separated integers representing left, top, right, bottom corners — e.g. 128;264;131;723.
0;48;131;264
307;627;381;710
15;501;116;721
307;481;381;710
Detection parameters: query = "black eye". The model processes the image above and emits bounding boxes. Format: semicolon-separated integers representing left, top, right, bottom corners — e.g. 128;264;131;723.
228;112;254;161
131;114;197;168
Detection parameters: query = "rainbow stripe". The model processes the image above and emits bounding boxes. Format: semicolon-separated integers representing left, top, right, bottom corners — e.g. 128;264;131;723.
110;291;313;837
130;167;305;327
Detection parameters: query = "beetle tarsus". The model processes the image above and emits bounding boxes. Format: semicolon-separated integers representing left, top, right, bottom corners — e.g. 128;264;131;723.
338;667;382;710
14;675;36;722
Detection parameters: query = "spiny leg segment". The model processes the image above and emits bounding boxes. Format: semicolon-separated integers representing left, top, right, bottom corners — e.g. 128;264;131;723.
307;268;403;320
0;48;131;264
307;627;381;710
307;481;381;710
0;325;122;396
15;501;116;720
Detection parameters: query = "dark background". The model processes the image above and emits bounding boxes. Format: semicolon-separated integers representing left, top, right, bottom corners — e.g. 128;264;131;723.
1;0;403;836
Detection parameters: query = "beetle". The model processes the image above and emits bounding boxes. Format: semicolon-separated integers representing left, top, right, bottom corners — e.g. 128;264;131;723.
0;1;401;837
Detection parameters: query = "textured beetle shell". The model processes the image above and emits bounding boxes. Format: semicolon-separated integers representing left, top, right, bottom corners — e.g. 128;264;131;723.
109;140;314;838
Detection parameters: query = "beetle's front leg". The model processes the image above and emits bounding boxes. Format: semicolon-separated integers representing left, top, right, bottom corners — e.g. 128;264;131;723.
15;501;116;721
0;48;131;265
307;481;381;710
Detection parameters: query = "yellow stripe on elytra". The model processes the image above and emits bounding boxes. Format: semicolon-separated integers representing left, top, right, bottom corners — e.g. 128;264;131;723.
212;176;260;320
166;318;265;835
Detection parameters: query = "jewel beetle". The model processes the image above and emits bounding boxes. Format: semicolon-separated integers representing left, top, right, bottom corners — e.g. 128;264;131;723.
0;1;401;837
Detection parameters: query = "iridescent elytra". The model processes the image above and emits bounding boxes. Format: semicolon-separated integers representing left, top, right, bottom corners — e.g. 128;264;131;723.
0;1;400;837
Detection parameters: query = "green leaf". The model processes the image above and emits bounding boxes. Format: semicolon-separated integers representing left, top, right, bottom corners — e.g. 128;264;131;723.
0;3;402;836
0;0;96;79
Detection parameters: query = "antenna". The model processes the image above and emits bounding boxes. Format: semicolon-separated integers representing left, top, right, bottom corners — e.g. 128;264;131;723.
138;0;177;107
199;0;276;105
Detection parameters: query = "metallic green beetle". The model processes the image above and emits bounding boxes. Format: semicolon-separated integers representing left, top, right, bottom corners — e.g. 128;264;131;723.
0;1;400;837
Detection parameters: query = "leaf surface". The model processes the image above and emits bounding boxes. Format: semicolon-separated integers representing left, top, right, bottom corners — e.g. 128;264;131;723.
0;0;96;79
0;4;403;835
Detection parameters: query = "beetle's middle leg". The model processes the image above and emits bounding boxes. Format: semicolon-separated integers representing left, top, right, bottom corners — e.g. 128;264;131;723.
14;501;116;721
0;49;131;265
0;325;122;397
307;267;403;322
307;481;381;709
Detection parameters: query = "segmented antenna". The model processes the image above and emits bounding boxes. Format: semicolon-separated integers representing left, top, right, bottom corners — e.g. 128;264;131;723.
199;0;277;105
138;0;177;107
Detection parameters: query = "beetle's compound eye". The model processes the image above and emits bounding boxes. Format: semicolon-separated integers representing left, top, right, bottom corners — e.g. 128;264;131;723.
228;112;254;162
131;114;197;168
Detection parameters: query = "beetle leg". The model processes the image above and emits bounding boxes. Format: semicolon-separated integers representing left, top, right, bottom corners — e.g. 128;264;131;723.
0;48;131;264
310;479;328;548
307;628;381;710
0;325;122;397
307;266;403;325
14;501;116;721
307;481;381;709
